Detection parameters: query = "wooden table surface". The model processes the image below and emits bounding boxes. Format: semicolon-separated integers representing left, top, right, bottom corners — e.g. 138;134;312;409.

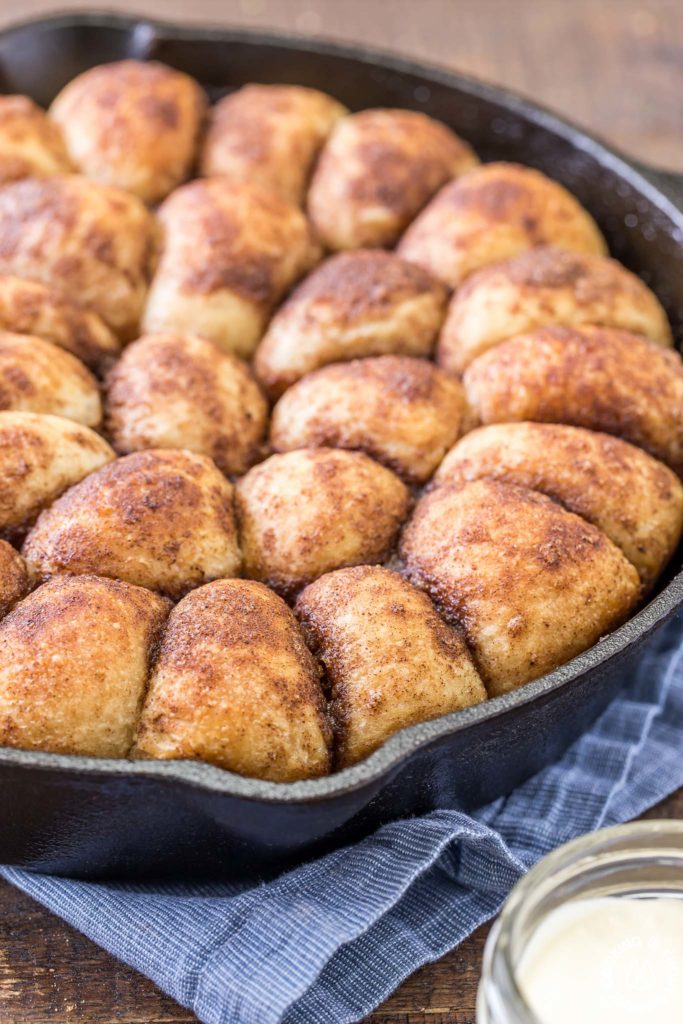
0;1;681;1022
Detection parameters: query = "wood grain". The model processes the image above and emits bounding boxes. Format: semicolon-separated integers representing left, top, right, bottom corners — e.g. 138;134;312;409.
0;1;681;1021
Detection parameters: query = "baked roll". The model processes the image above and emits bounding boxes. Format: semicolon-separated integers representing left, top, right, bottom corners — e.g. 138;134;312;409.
0;575;170;757
0;95;71;183
0;541;28;618
105;333;268;476
434;423;683;589
296;565;486;767
142;178;321;358
134;579;331;782
200;84;347;205
307;108;478;249
0;412;115;541
0;275;120;374
271;356;468;484
438;246;672;374
236;448;410;599
0;331;101;427
464;325;683;476
0;176;157;339
254;250;448;398
400;479;641;695
398;162;606;288
22;449;242;598
50;60;208;203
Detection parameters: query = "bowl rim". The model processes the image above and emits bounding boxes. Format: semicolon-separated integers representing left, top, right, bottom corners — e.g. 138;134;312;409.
0;10;681;804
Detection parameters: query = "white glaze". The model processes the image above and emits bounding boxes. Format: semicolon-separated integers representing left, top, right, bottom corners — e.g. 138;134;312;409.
517;896;683;1024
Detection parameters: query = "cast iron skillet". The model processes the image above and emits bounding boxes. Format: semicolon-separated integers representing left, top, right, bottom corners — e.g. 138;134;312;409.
0;12;681;880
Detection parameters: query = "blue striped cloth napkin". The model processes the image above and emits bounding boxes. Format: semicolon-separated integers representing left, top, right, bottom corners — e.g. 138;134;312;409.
3;611;682;1024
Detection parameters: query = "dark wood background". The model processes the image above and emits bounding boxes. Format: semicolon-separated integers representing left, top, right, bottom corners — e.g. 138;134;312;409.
0;1;681;1021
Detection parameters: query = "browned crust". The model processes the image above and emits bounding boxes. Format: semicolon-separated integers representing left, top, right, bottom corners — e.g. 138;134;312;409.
0;330;101;427
235;448;411;600
253;249;448;398
200;83;347;204
134;578;332;781
0;275;120;374
276;248;446;317
0;574;170;654
270;355;467;484
0;574;171;757
0;412;116;542
307;108;478;249
0;176;157;339
399;478;641;694
467;244;673;310
296;564;486;767
0;540;28;618
154;178;320;305
104;333;269;476
0;95;72;183
463;325;683;475
22;449;242;599
397;163;607;288
438;246;673;372
327;113;473;212
434;422;683;589
50;60;208;203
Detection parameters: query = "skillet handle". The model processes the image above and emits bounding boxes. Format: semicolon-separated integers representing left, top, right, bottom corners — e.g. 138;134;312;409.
629;160;683;212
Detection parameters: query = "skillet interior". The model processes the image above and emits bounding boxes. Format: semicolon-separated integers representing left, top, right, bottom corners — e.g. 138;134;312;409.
0;12;681;878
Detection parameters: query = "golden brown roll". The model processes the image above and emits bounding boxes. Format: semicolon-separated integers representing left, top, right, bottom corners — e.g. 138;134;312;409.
0;541;28;618
400;479;641;695
142;178;320;358
0;275;120;374
0;331;101;427
307;108;478;249
464;326;683;476
434;423;683;589
22;449;241;598
253;250;448;398
296;566;486;767
200;84;347;205
438;246;672;374
134;579;331;781
398;162;607;288
271;356;468;484
0;176;157;339
0;575;170;757
50;60;208;203
0;95;72;183
105;332;268;476
236;448;410;599
0;412;115;540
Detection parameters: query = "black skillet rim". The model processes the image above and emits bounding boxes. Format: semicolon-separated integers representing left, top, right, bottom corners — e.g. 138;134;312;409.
0;10;681;804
